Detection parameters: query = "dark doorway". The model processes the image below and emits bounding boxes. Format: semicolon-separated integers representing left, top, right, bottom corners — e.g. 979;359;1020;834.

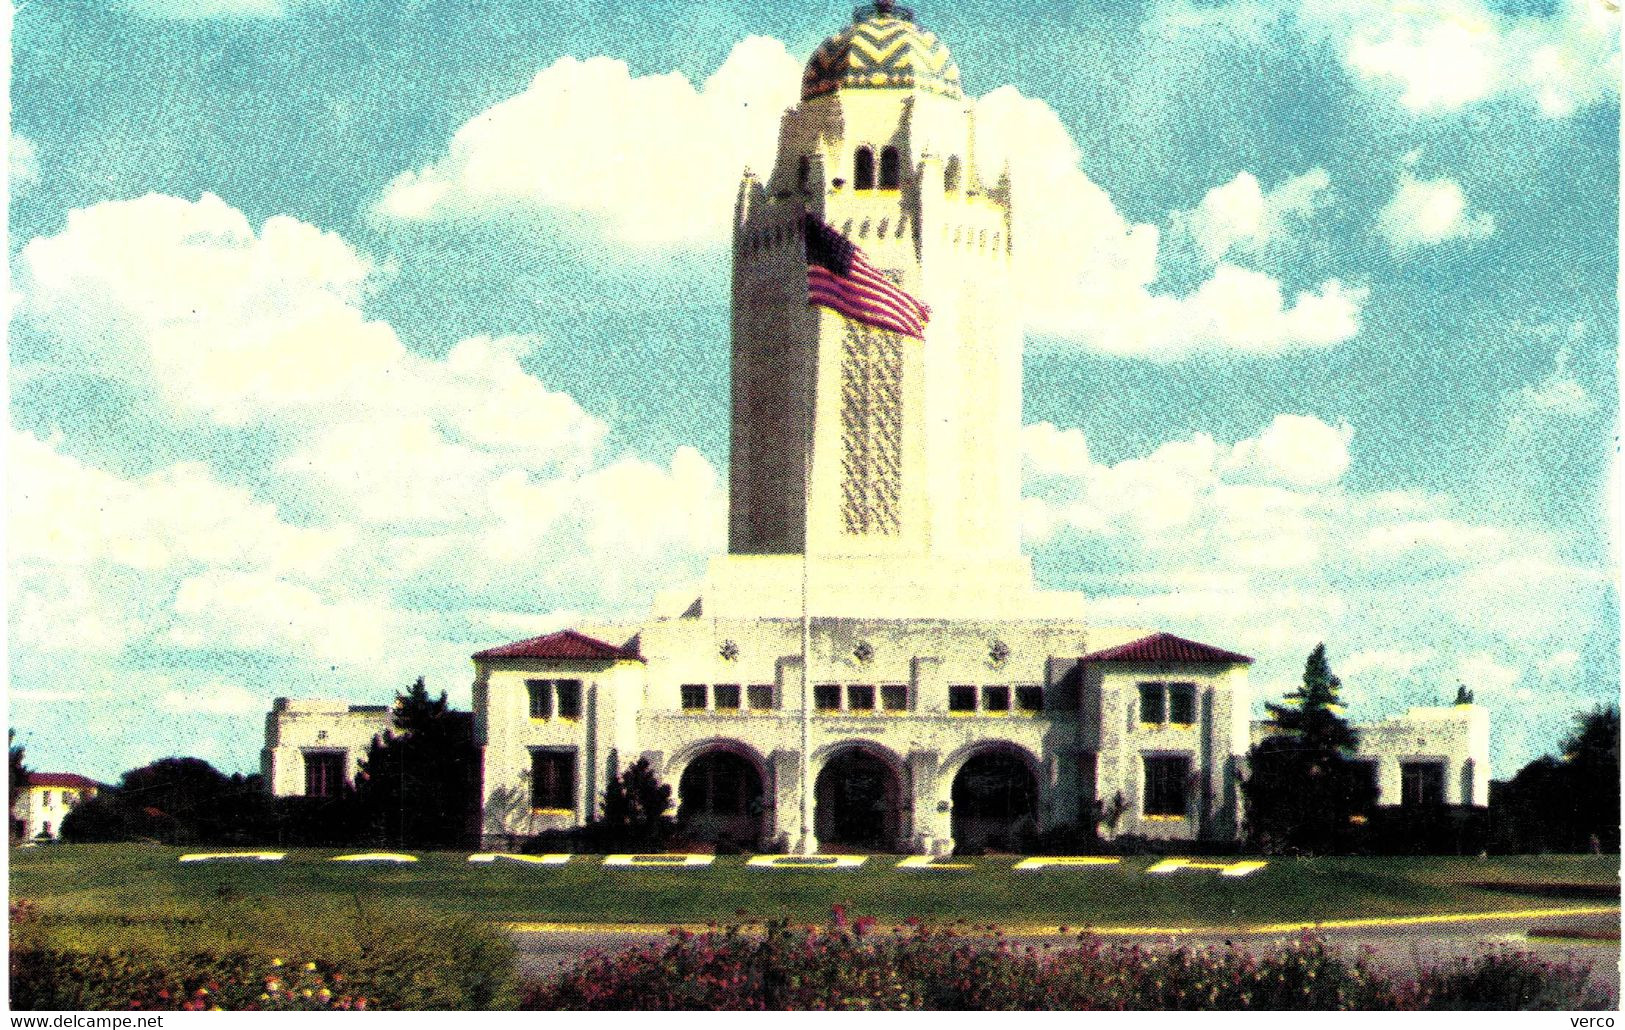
678;750;765;848
814;748;902;851
951;750;1039;853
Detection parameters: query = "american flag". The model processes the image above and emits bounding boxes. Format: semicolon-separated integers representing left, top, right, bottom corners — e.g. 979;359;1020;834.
804;214;930;339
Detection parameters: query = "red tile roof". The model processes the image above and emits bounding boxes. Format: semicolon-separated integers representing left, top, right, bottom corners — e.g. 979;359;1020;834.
27;772;99;791
1080;632;1253;666
472;629;643;663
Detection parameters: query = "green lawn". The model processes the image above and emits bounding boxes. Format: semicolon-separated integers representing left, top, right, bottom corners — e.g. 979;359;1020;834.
11;845;1619;929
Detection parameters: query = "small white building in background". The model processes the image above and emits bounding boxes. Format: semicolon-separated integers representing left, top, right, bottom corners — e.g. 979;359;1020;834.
262;1;1491;853
12;772;99;841
261;699;394;798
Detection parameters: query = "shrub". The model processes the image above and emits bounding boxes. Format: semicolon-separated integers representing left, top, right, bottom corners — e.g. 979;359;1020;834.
10;900;517;1011
522;912;1614;1011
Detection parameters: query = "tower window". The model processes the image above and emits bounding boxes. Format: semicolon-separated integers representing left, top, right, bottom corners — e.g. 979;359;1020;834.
854;147;875;190
880;684;909;711
814;684;842;710
948;685;976;712
982;685;1010;712
681;684;708;710
848;684;876;711
879;146;901;188
798;155;811;191
747;684;777;710
1016;685;1044;712
944;156;962;192
714;683;742;711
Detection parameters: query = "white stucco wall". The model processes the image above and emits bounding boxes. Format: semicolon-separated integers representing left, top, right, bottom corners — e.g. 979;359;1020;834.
12;783;96;840
261;699;393;796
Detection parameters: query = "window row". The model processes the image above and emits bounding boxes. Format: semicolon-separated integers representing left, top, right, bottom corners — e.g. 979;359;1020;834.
796;151;974;194
680;683;780;712
1138;682;1198;726
813;683;910;713
948;684;1044;714
527;679;583;721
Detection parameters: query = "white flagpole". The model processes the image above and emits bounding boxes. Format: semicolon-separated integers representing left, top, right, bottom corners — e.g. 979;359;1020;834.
798;366;815;856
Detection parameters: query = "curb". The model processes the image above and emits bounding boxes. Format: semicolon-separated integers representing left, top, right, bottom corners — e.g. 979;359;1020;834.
505;905;1622;938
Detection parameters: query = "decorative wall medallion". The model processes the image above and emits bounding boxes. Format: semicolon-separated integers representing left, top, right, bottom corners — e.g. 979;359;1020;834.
853;640;875;663
989;639;1010;664
719;639;740;661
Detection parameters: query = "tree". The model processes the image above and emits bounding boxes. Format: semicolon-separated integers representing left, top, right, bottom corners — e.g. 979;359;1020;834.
1494;705;1619;853
1242;644;1377;854
355;678;480;849
597;757;674;849
9;731;28;841
61;758;273;845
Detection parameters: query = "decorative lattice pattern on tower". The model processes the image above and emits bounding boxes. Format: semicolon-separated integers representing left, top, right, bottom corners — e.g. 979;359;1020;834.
802;12;962;101
840;323;903;536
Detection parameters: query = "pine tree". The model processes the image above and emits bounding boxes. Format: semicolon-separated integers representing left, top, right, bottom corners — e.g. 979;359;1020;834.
355;678;479;849
1242;644;1376;854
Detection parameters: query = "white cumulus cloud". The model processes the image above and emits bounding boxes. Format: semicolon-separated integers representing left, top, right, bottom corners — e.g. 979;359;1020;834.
1179;167;1333;262
1377;172;1495;252
374;36;804;246
1303;0;1620;117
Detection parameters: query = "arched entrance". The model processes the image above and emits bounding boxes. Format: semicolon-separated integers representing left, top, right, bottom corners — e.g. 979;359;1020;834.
677;749;766;848
814;746;903;851
951;748;1039;854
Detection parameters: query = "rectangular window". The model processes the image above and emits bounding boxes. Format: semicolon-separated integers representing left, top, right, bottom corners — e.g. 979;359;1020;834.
1401;761;1445;807
982;685;1010;712
304;751;345;798
714;683;742;711
531;750;576;810
880;684;909;711
1168;683;1197;725
747;684;776;710
556;680;583;720
527;679;553;720
1015;685;1044;712
1143;755;1190;817
948;685;976;712
847;684;875;711
680;684;708;710
814;684;842;711
1139;682;1166;724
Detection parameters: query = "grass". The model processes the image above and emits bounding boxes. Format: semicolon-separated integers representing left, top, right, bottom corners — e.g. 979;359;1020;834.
11;845;1620;929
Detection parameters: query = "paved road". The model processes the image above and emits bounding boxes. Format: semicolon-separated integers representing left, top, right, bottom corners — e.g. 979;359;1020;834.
512;914;1620;1000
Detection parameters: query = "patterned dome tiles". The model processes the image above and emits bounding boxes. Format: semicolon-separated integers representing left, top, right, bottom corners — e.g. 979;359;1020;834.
802;13;963;101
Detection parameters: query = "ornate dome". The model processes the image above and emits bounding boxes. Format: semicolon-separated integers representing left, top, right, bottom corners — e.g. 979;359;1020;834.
802;3;963;102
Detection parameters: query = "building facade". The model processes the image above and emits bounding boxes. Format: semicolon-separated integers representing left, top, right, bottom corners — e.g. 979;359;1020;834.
12;772;99;841
264;2;1491;854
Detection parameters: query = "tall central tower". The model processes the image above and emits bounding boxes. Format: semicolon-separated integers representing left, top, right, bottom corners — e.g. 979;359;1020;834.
701;2;1083;620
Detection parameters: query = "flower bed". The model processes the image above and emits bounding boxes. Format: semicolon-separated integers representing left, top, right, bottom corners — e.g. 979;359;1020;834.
525;908;1615;1011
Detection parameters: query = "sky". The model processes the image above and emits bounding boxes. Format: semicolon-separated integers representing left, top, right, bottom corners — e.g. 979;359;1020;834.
7;0;1620;783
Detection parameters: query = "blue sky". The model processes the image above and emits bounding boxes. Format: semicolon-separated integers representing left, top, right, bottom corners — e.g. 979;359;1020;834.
9;0;1619;781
